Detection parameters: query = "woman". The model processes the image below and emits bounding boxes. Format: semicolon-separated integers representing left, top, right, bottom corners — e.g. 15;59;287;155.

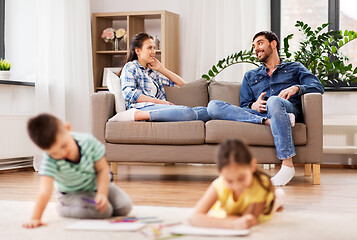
109;32;210;122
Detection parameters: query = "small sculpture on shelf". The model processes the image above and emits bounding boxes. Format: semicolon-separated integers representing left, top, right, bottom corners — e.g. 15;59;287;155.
101;27;126;51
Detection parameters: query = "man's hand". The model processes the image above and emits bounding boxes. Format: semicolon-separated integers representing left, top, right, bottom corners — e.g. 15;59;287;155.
95;193;109;213
22;219;47;228
251;92;268;113
278;86;299;100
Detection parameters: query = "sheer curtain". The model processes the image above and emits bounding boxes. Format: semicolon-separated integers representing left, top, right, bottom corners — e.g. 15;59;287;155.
33;0;93;169
35;0;93;126
181;0;270;82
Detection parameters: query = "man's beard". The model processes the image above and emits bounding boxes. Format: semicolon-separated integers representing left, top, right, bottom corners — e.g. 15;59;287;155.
257;45;273;63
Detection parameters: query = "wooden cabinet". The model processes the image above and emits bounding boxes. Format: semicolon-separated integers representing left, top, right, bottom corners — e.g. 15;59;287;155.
91;10;180;92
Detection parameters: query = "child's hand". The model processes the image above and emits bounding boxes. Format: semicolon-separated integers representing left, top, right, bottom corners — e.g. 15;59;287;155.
233;214;257;229
95;193;109;213
22;219;47;228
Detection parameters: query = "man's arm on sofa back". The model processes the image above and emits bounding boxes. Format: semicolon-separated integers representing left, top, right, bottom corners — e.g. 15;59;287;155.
91;92;115;144
301;93;323;163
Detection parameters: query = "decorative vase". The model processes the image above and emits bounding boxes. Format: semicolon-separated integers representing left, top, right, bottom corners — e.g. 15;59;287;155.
114;38;120;51
0;71;10;80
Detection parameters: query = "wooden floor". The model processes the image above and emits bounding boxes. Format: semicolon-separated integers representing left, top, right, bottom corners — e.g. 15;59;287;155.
1;164;357;214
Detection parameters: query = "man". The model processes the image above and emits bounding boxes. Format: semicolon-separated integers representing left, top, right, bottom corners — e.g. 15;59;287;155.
207;31;324;186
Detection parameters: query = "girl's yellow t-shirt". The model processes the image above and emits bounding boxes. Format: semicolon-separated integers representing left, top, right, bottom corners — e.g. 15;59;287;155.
210;174;275;223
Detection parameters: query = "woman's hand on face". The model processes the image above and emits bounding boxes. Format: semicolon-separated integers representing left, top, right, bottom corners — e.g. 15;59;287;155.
148;57;163;72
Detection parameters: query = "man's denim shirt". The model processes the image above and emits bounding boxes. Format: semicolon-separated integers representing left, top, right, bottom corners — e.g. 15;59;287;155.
240;60;324;116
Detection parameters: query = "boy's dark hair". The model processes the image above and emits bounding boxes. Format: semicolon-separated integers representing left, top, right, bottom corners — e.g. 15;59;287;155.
216;139;273;193
253;31;280;52
27;113;61;149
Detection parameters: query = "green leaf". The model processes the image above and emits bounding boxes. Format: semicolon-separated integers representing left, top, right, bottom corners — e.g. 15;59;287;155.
212;65;218;73
354;67;357;74
332;46;337;53
339;40;343;47
347;64;352;71
345;37;349;44
322;23;330;29
208;70;215;77
202;74;210;80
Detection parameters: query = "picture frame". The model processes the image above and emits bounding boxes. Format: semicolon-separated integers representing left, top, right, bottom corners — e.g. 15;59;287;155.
102;67;121;87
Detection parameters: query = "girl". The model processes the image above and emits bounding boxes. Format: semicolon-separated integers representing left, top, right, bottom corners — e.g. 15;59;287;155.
110;32;210;122
189;139;285;229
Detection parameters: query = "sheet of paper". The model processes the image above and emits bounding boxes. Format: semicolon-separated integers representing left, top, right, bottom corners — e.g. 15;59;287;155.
66;220;146;231
170;224;250;236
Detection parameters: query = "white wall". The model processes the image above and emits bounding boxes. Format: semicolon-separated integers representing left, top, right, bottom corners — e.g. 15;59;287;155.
90;0;270;82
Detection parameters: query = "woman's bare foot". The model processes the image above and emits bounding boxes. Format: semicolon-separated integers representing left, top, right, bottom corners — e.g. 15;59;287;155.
134;110;150;121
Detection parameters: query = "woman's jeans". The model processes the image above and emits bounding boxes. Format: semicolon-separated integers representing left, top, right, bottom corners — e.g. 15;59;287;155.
138;104;211;122
207;96;299;160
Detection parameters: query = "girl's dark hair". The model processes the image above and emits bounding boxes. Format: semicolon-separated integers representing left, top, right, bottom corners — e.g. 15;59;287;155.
118;32;153;77
216;139;273;193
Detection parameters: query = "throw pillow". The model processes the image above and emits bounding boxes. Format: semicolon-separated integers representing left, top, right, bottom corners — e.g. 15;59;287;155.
106;69;126;113
164;78;209;107
208;79;241;106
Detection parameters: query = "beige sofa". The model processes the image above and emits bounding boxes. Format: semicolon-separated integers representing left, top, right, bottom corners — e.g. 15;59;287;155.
91;79;323;184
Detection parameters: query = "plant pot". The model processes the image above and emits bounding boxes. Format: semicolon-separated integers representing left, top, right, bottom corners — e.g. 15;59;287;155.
0;71;10;80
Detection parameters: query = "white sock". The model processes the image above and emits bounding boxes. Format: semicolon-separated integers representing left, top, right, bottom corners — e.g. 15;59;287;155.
109;108;137;122
288;113;295;127
271;165;295;186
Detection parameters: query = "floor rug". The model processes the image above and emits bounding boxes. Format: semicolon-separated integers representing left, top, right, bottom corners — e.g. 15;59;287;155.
1;200;356;240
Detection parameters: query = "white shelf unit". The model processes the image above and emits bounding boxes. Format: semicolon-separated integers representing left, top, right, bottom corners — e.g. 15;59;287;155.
323;115;357;154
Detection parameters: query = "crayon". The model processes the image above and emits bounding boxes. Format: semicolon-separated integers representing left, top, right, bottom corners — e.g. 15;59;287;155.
81;197;96;204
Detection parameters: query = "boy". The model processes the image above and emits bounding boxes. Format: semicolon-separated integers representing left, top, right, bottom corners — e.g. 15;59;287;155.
23;113;132;228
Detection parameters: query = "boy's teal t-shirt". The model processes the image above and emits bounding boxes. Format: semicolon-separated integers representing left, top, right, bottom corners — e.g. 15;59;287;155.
39;132;105;193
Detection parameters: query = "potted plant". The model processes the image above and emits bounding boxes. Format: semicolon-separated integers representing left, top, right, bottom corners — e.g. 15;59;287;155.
202;21;357;87
0;58;11;80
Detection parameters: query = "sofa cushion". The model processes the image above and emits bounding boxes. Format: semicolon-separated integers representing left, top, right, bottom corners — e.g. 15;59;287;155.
205;120;307;146
209;79;241;106
164;78;209;107
105;121;205;145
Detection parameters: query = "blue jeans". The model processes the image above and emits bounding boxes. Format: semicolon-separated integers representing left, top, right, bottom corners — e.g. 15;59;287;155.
138;104;211;122
207;96;299;160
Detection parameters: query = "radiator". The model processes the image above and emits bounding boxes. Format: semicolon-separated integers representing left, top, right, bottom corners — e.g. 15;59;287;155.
0;115;38;160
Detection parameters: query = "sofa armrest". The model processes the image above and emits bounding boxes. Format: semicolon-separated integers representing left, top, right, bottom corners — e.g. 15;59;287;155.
301;93;323;163
91;92;115;144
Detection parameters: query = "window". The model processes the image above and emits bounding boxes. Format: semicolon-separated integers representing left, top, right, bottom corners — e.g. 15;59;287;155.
340;0;357;70
281;0;329;53
272;0;357;90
